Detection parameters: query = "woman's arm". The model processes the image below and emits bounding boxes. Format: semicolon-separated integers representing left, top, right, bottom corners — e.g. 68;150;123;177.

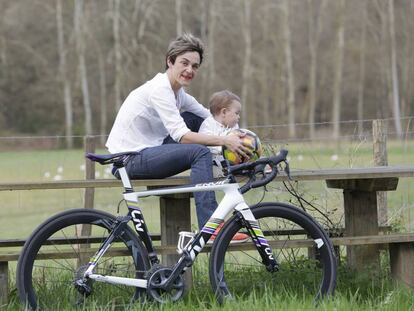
180;131;251;158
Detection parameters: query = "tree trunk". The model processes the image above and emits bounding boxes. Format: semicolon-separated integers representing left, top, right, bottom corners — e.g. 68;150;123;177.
241;0;251;128
175;0;182;35
332;0;345;140
282;0;295;137
206;0;216;99
75;0;92;135
0;35;7;80
357;1;367;137
98;51;107;145
198;0;209;104
112;0;122;111
388;0;402;138
307;0;326;139
56;0;73;148
260;2;271;127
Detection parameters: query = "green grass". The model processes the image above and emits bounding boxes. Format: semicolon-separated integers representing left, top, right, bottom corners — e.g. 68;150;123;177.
1;141;414;309
5;257;414;310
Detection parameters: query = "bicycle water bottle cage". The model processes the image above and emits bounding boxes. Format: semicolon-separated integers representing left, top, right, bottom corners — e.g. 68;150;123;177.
177;231;196;254
86;152;139;168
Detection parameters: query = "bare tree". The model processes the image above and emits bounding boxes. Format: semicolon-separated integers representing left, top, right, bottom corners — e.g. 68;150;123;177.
332;0;345;140
74;0;92;135
175;0;182;35
112;0;122;112
56;0;73;148
281;0;295;137
97;48;107;144
388;0;402;138
307;0;326;139
241;0;251;127
357;0;367;136
3;0;414;139
198;0;209;104
206;0;217;99
398;2;414;120
258;2;271;127
131;0;157;80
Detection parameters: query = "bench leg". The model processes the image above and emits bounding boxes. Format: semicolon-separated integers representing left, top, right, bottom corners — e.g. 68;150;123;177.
389;243;414;287
344;189;380;271
0;261;8;308
160;195;192;289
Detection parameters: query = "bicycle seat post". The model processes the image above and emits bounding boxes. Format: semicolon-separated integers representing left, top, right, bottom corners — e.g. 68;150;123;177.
113;160;134;192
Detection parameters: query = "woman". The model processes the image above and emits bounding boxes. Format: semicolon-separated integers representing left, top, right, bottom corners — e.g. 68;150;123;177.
106;33;249;239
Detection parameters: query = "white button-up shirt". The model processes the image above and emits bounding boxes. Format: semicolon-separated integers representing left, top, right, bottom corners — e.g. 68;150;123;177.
199;116;239;178
199;116;238;155
106;73;211;153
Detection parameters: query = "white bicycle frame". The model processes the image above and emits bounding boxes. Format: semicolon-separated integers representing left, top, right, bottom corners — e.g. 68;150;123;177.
85;167;270;289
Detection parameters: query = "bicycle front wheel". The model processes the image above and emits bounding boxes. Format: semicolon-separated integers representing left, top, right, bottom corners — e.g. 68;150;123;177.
17;209;150;310
209;202;337;302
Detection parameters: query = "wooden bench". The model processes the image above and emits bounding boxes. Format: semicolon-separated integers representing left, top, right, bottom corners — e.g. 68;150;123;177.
1;166;414;306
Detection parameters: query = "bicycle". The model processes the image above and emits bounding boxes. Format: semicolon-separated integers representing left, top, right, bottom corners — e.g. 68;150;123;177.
16;149;337;309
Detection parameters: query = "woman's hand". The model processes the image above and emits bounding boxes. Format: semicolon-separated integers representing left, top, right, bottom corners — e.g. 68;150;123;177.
222;132;253;160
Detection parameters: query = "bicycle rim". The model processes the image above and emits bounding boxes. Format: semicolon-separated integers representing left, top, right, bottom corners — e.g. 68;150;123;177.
17;209;149;310
209;203;337;302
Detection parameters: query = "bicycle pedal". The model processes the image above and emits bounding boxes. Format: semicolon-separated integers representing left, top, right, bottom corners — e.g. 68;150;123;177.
177;231;196;254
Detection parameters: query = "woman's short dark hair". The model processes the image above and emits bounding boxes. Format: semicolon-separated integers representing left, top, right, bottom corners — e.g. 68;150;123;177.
165;33;204;70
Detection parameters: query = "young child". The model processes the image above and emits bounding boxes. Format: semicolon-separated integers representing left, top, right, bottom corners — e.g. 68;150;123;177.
199;90;241;177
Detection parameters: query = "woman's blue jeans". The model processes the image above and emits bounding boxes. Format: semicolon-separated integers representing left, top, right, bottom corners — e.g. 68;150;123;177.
121;112;218;228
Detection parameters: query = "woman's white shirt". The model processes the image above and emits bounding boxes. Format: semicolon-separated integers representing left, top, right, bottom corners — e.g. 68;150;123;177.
106;73;210;153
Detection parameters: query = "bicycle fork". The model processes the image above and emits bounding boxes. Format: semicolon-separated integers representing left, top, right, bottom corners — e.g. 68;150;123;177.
235;205;280;272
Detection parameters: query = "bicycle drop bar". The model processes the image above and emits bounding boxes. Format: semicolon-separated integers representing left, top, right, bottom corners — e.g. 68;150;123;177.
229;149;289;193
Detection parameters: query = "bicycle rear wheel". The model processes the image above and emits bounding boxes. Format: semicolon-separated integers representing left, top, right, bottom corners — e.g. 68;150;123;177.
209;202;337;302
17;209;150;310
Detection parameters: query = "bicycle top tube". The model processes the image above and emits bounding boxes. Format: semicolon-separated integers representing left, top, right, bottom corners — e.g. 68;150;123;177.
86;149;290;195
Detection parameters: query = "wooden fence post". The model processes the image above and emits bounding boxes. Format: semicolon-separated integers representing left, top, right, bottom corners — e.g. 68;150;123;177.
77;136;96;264
373;120;388;226
84;135;96;210
0;261;7;309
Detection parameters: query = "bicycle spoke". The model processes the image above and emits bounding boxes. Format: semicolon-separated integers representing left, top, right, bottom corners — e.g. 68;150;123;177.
18;209;150;310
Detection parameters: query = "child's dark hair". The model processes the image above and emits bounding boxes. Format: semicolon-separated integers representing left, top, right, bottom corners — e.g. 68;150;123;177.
209;90;241;116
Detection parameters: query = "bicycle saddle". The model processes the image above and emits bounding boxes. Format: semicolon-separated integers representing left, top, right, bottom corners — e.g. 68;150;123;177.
86;152;138;166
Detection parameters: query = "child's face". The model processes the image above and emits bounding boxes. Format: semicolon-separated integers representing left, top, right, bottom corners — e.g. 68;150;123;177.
221;100;241;128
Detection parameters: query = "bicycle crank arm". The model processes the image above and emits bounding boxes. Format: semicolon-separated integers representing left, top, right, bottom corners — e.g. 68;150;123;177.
88;274;148;288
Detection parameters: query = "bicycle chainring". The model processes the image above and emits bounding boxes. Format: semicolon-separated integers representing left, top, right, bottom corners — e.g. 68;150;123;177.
146;266;185;303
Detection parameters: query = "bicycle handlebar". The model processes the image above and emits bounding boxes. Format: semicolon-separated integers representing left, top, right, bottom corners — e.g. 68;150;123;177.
227;149;290;194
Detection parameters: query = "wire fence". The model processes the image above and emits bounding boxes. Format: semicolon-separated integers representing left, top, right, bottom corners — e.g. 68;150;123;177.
1;116;413;150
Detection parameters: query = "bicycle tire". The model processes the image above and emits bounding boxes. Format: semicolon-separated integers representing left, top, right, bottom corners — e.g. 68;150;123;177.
17;208;150;310
209;202;337;302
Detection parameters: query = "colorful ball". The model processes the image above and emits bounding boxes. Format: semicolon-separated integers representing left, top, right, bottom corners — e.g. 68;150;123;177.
222;129;263;165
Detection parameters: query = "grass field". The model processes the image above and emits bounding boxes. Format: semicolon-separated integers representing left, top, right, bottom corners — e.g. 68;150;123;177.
5;256;414;310
1;140;413;239
1;139;414;310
